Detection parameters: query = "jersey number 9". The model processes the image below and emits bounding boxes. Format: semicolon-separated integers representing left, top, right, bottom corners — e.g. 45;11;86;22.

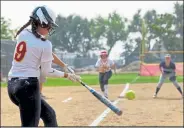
14;41;27;62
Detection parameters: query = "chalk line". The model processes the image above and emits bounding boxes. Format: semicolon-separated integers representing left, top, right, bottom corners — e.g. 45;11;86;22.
89;75;140;126
89;98;122;126
62;97;72;103
89;83;130;126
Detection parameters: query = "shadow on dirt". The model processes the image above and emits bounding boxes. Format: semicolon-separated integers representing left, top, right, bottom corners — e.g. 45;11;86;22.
135;97;182;101
154;97;182;100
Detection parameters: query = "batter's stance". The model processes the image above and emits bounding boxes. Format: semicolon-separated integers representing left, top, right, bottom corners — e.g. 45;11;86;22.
153;54;183;98
7;5;80;127
95;50;115;99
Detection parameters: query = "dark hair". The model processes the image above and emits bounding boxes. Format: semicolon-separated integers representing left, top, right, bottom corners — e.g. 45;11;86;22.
14;19;32;38
14;19;46;41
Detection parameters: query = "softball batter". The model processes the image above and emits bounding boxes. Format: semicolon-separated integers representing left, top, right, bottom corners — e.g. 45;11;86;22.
7;5;80;127
95;50;115;99
153;54;183;98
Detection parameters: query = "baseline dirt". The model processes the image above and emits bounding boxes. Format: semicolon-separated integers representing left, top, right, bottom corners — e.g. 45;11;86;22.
1;83;183;126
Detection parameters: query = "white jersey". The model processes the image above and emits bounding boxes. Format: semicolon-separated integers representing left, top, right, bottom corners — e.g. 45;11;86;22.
8;29;54;78
95;58;114;73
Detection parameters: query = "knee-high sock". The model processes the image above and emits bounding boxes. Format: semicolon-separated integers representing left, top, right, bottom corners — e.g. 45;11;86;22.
104;84;108;97
172;81;183;95
155;74;165;95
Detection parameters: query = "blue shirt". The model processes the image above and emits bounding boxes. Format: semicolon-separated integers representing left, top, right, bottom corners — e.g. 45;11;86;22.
159;61;176;74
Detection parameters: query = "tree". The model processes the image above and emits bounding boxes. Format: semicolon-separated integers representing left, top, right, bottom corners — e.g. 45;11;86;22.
1;17;14;40
49;14;100;57
121;9;143;65
91;11;128;55
150;13;182;51
173;2;183;37
49;15;80;53
122;4;183;65
172;2;183;55
144;2;183;62
78;18;101;57
143;9;158;51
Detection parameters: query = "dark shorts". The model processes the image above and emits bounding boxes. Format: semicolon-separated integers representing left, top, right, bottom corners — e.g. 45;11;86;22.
7;77;58;127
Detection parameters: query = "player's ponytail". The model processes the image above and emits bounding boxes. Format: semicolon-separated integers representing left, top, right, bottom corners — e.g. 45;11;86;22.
14;19;32;38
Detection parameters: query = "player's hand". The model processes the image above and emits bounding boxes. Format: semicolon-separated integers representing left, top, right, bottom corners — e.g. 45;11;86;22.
67;73;81;82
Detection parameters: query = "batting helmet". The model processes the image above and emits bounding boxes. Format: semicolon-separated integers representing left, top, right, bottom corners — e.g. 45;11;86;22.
30;5;58;35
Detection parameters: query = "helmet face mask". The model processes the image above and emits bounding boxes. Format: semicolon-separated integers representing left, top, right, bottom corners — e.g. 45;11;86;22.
41;22;57;36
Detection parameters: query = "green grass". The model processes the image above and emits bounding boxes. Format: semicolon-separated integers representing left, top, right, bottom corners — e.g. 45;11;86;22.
1;73;183;87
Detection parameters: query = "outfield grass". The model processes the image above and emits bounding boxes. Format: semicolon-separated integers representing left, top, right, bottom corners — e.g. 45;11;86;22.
1;73;183;87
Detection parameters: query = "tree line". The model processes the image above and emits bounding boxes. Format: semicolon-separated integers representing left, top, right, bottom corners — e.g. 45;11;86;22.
1;2;183;65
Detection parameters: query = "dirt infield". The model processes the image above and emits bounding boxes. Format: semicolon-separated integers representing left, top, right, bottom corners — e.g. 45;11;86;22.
1;83;183;126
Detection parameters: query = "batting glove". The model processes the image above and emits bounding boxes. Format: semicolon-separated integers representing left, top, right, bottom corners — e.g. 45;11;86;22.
67;73;81;82
64;64;75;74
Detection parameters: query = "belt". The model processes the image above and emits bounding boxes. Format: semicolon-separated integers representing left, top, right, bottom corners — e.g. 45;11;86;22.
9;77;38;81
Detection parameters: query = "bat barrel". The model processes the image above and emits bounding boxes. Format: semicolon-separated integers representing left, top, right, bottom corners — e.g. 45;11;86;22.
80;81;123;116
107;101;123;116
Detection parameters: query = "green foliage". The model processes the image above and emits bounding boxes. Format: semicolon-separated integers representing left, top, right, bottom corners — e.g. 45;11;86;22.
49;14;100;57
122;2;183;65
121;9;143;65
91;11;128;55
1;17;14;39
173;2;183;37
150;13;182;51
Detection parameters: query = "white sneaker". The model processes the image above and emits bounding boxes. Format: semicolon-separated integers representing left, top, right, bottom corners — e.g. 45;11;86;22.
153;93;157;98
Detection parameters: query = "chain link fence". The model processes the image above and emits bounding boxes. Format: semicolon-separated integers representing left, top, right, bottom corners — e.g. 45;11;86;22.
1;40;16;81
